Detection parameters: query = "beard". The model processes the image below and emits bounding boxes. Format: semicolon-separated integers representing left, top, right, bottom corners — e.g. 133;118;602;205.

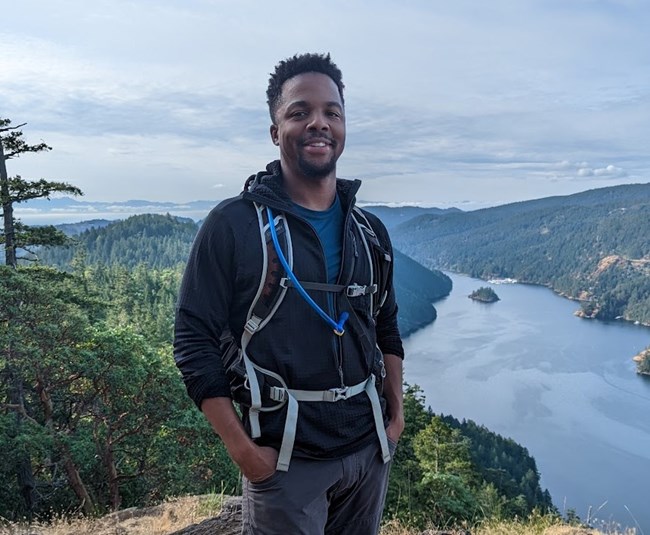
297;153;337;179
296;137;339;179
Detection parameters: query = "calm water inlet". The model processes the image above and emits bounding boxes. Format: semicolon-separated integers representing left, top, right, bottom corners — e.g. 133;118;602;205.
403;272;650;531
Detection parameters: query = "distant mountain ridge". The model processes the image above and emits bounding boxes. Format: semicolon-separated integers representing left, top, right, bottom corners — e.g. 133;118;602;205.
16;196;461;227
362;205;462;229
392;182;650;325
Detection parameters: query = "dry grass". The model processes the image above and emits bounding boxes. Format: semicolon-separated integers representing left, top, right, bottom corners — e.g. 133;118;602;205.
1;498;638;535
0;494;226;535
380;515;638;535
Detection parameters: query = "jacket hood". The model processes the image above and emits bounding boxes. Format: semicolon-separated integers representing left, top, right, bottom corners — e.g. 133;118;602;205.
242;160;362;213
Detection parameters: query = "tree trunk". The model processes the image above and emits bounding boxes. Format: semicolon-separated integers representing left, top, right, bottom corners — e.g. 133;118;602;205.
103;433;122;511
42;382;96;515
60;442;96;516
9;375;36;518
0;141;16;267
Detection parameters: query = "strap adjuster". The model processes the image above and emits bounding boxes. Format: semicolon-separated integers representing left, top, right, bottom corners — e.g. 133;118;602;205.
269;386;286;402
245;316;262;334
328;386;350;401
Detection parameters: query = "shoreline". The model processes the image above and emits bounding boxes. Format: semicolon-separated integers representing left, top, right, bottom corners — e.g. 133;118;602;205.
443;269;650;328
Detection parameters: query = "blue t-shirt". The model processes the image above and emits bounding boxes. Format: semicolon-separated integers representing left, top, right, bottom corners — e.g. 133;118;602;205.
291;195;344;284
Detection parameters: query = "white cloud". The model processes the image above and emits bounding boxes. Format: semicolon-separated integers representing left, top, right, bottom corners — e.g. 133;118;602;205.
577;163;627;179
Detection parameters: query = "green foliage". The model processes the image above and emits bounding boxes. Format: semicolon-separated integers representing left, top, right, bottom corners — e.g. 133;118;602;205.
393;183;650;325
384;385;429;525
76;261;183;345
0;265;238;520
414;418;474;482
5;175;83;204
413;418;480;526
440;416;553;517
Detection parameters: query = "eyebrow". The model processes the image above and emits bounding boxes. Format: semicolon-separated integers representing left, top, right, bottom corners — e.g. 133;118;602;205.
287;100;343;110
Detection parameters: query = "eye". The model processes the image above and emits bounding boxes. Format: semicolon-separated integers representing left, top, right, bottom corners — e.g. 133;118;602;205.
290;110;308;119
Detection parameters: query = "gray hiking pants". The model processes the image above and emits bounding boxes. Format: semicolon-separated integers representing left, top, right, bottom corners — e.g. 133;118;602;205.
241;439;397;535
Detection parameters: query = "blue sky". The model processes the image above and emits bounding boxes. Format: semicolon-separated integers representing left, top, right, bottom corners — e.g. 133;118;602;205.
2;0;649;210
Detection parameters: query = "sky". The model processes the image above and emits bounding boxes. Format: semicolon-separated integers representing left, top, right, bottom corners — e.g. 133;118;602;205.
2;0;650;211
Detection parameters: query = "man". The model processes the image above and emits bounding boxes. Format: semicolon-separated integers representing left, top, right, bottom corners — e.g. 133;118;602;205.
174;53;404;535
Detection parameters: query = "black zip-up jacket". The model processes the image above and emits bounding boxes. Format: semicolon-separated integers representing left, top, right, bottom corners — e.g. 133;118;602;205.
174;161;403;459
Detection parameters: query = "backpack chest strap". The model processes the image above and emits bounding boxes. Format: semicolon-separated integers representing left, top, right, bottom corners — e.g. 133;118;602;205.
279;278;377;297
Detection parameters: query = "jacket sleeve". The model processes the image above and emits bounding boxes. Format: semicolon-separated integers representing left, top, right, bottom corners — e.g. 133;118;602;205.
367;213;405;359
174;206;235;408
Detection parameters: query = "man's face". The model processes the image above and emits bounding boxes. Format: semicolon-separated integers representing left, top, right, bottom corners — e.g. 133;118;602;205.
270;72;345;180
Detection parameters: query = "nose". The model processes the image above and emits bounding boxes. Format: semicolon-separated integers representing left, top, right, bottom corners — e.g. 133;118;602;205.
307;111;329;131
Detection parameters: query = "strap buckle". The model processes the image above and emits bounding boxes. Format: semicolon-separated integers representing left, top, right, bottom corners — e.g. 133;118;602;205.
329;386;350;401
244;316;261;334
346;284;365;297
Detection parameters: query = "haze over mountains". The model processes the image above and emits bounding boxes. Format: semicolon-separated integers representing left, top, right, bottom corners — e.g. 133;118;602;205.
14;197;219;225
15;196;462;226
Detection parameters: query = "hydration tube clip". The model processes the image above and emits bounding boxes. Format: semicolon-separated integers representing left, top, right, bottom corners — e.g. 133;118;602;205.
334;312;349;336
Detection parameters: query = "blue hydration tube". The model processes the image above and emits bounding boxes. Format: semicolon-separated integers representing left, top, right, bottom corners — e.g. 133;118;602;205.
267;206;349;336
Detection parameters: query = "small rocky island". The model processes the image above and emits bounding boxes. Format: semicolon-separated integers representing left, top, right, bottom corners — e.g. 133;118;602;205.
469;286;500;303
633;347;650;376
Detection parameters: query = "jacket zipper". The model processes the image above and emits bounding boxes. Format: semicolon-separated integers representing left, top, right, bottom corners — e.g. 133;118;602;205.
286;212;345;385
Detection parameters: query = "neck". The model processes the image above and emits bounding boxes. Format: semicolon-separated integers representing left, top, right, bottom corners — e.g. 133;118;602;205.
281;165;337;211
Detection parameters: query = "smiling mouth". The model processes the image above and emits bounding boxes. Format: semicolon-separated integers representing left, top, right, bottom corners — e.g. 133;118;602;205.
302;136;333;148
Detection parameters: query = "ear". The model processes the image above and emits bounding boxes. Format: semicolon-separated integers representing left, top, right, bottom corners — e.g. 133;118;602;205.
270;124;279;146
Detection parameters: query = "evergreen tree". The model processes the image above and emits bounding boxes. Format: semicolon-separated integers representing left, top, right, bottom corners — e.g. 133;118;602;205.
0;118;82;267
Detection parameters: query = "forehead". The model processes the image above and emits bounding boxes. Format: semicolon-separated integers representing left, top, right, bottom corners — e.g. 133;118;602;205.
279;72;343;108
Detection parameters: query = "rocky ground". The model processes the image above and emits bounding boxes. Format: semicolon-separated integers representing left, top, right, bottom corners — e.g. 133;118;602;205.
168;497;241;535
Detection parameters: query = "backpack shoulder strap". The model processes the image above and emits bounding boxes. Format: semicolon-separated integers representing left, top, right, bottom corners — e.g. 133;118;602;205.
221;203;290;413
351;207;392;317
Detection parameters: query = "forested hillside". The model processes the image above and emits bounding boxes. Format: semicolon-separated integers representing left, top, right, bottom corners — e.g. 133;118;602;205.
40;213;197;269
392;183;650;325
39;213;451;336
394;249;451;334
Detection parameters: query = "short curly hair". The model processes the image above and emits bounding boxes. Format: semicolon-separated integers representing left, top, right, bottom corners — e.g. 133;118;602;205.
266;53;345;124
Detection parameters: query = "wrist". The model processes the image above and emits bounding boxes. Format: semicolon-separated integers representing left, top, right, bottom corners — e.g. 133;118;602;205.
226;434;257;467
